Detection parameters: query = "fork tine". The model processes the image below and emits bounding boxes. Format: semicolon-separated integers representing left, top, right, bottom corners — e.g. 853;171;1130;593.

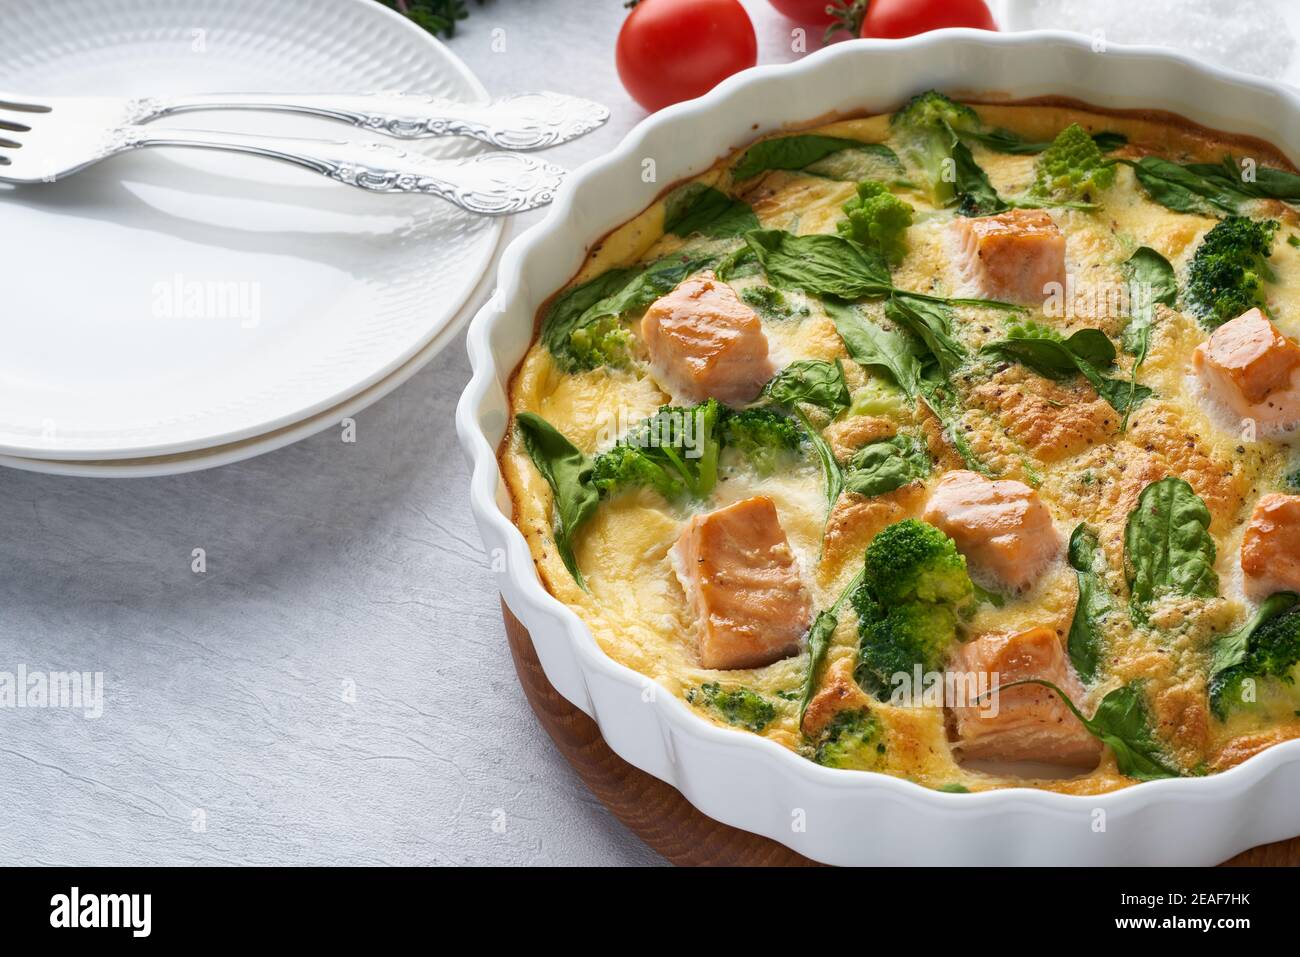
0;98;51;114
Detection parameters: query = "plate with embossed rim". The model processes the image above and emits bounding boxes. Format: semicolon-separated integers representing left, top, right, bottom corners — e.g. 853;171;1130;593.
0;0;504;460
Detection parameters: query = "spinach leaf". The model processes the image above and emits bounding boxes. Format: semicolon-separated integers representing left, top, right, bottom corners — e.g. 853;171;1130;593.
1122;247;1179;354
884;295;967;376
584;254;716;327
982;321;1151;415
1000;679;1179;781
804;143;906;182
984;324;1114;375
961;127;1051;155
1066;524;1113;682
1121;156;1245;215
842;433;931;498
663;182;759;239
952;136;1009;217
1091;131;1129;153
540;255;714;371
798;568;865;724
1208;593;1300;718
822;300;923;398
714;244;759;281
962;128;1127;155
796;407;843;508
823;300;988;474
765;359;851;415
1185;154;1300;204
1124;477;1219;624
744;228;1021;312
744;229;894;300
762;360;850;506
1134;152;1300;213
540;267;640;369
516;413;600;591
732;134;901;181
1120;246;1176;429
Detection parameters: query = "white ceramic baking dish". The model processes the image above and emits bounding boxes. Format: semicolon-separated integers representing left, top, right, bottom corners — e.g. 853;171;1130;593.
456;30;1300;865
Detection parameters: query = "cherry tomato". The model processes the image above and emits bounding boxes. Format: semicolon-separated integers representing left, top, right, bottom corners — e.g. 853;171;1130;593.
766;0;836;25
860;0;997;39
617;0;758;113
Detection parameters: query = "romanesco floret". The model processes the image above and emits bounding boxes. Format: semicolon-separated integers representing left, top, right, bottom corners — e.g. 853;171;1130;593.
837;180;915;266
1033;123;1115;201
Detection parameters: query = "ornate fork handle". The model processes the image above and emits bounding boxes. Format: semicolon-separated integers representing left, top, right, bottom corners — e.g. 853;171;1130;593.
116;127;566;214
130;91;609;151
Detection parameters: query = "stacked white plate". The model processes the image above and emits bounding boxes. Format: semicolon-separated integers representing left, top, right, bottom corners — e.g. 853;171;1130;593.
0;0;504;476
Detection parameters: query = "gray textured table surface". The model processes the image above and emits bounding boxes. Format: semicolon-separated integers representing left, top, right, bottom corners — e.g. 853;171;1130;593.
6;0;1292;868
0;0;806;867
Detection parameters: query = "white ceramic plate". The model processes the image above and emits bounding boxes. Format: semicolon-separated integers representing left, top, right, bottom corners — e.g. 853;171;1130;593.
0;284;496;478
458;32;1300;865
0;0;502;460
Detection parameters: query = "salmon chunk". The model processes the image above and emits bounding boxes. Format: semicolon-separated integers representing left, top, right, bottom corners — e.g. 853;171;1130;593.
1241;494;1300;598
947;209;1066;305
950;627;1102;767
1193;308;1300;436
640;271;775;406
672;496;812;670
922;470;1061;592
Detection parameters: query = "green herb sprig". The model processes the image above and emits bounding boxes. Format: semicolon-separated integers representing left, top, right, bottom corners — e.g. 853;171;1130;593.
379;0;483;39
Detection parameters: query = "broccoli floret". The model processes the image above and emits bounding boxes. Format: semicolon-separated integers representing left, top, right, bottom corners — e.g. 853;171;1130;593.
740;285;810;321
848;377;909;419
1210;606;1300;719
596;400;723;501
1032;123;1116;201
849;520;974;700
1185;216;1278;329
889;90;980;207
566;314;632;370
719;407;803;475
852;591;960;698
837;180;915;266
687;682;777;732
862;518;973;606
590;443;683;500
813;709;887;770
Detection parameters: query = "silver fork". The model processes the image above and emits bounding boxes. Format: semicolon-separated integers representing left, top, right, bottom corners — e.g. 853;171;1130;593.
0;105;567;215
0;90;609;150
